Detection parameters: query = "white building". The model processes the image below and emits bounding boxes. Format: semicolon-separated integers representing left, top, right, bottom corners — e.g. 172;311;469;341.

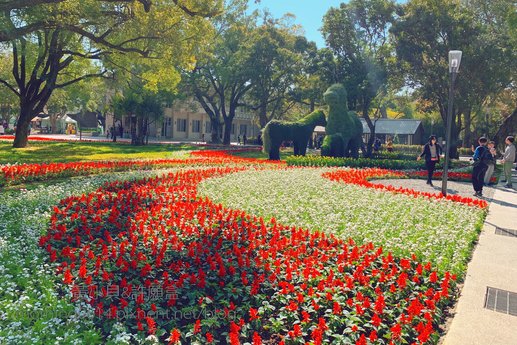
107;100;260;142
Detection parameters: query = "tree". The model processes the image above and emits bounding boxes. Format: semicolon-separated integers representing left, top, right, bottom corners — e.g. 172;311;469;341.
0;0;222;147
391;0;514;156
321;0;398;157
112;86;164;145
245;13;305;128
187;8;256;145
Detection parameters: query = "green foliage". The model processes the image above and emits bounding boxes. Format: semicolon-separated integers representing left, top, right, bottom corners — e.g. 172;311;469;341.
245;14;309;127
321;84;363;158
2;0;223;147
287;155;426;170
262;110;326;160
286;155;471;170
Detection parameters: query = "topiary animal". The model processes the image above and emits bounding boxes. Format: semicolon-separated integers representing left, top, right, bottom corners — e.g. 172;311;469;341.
262;110;326;160
321;84;363;158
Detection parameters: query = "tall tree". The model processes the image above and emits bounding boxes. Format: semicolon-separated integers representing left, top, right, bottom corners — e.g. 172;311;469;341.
0;0;222;147
391;0;514;155
187;7;256;145
244;13;305;128
321;0;397;157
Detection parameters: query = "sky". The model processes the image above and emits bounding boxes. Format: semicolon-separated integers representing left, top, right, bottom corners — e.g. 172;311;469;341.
247;0;344;48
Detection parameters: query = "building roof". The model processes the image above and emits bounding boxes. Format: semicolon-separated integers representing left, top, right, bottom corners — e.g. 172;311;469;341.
360;118;422;135
68;112;100;128
314;119;422;135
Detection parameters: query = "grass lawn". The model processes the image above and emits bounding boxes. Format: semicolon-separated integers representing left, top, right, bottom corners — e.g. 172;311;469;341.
0;141;198;164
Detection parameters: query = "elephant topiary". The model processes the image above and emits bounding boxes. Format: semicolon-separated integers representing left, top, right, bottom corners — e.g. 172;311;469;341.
262;110;326;160
321;84;363;158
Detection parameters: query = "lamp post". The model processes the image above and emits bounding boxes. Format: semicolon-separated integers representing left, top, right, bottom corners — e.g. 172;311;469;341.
441;50;462;196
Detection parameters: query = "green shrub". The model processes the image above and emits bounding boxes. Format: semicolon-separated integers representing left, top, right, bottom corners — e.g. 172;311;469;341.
391;144;424;154
286;155;471;170
321;84;362;158
286;155;426;170
262;110;326;160
458;147;473;156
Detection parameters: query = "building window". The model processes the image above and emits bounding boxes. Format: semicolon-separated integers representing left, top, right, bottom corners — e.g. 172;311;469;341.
192;120;201;133
166;117;172;126
205;121;211;133
240;124;247;136
231;124;235;135
177;118;187;132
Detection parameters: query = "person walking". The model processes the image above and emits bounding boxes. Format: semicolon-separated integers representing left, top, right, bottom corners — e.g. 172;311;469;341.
483;141;497;186
501;136;515;188
472;137;490;197
417;135;442;186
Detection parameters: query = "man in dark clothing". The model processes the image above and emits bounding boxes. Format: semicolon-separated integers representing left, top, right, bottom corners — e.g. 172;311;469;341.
472;137;489;197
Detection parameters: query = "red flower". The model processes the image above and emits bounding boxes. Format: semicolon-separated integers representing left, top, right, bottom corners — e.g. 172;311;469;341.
288;324;302;338
146;316;156;335
206;332;214;342
168;328;181;344
390;323;402;340
252;332;262;345
249;307;260;321
194;319;201;334
356;334;367;345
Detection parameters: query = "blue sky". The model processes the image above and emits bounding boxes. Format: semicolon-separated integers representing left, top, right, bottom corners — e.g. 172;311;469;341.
247;0;345;47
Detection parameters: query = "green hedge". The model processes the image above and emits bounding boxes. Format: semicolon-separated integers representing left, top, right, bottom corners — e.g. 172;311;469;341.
286;155;426;170
372;151;421;161
286;155;471;170
391;144;424;154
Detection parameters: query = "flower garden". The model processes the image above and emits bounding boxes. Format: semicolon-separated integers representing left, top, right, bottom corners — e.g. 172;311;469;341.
0;144;487;344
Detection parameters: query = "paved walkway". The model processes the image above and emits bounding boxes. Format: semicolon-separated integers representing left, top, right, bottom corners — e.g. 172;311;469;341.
443;169;517;345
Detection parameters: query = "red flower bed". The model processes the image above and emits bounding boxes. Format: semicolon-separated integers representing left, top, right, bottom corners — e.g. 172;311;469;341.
41;167;457;344
0;135;115;143
323;168;488;208
0;149;281;186
407;170;496;183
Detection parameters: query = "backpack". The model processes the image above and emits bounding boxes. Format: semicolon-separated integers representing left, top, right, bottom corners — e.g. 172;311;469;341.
473;146;490;167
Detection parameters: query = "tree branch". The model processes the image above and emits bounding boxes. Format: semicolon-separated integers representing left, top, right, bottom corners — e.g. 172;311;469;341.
0;79;20;96
62;24;153;56
55;70;108;88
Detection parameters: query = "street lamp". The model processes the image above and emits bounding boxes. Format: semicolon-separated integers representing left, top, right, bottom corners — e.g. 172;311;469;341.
441;50;462;196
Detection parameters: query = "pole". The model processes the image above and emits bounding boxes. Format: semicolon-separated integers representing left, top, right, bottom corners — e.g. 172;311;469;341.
441;72;457;196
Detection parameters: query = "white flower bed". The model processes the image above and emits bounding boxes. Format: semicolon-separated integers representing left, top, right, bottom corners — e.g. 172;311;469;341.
198;168;485;275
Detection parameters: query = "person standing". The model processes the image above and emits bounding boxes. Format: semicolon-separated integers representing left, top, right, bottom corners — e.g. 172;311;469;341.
243;133;247;145
483;141;497;185
417;135;442;186
472;137;489;197
501;136;515;188
386;137;394;152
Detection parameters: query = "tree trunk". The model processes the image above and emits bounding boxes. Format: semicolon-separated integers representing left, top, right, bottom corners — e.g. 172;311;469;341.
494;106;517;149
223;118;232;145
13;105;33;148
259;103;268;128
362;102;375;158
310;99;315;113
13;117;30;148
463;109;472;147
210;119;221;144
134;117;145;146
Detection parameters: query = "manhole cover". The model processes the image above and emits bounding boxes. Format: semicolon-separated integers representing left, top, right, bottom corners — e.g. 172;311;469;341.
484;287;517;316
